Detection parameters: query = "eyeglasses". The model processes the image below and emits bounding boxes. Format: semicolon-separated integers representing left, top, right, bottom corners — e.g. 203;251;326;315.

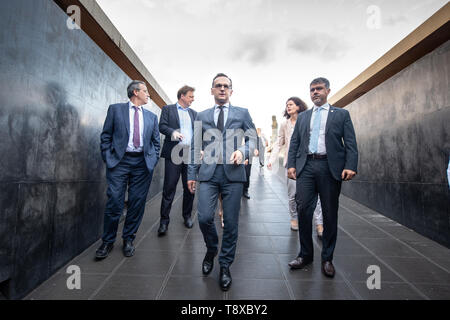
214;84;231;89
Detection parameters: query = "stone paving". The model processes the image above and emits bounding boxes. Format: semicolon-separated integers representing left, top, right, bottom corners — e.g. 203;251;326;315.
26;166;450;300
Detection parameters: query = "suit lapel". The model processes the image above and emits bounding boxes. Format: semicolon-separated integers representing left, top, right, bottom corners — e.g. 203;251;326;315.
209;107;216;128
224;105;233;129
143;109;150;142
173;104;181;128
325;105;336;134
122;103;130;136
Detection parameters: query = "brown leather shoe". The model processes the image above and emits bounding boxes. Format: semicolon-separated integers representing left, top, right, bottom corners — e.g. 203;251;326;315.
322;261;335;278
288;257;312;269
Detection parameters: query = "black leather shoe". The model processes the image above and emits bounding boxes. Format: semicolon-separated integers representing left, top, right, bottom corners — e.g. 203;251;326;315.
242;191;250;199
184;217;193;229
288;257;312;269
157;223;168;236
219;266;232;291
322;261;335;278
95;242;113;259
202;252;217;275
123;240;135;257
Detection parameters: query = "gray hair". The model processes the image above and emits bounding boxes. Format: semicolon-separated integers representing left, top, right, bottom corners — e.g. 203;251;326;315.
127;80;146;98
310;77;330;89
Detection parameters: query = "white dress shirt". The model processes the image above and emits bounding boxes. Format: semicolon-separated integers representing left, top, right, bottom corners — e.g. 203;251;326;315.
126;101;144;152
176;102;193;146
213;103;230;127
309;103;330;155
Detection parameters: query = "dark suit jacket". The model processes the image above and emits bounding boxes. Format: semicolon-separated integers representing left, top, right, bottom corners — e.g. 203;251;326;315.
100;103;160;172
287;105;358;181
187;105;256;182
159;104;197;159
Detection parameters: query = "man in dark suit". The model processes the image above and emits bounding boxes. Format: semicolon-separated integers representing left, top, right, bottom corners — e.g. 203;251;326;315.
187;73;256;291
287;77;358;277
158;85;197;236
96;80;160;259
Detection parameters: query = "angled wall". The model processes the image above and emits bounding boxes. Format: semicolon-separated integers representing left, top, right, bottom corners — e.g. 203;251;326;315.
331;5;450;248
0;0;168;299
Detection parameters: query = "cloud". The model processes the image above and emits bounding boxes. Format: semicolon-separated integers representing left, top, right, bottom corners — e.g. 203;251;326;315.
383;14;409;27
232;33;277;65
287;32;351;60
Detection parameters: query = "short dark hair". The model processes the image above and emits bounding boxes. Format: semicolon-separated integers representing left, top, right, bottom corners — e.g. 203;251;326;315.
284;97;308;119
212;73;232;88
177;85;195;100
310;77;330;89
127;80;146;98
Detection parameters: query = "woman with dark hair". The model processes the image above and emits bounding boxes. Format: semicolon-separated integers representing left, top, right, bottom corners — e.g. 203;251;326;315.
267;97;323;237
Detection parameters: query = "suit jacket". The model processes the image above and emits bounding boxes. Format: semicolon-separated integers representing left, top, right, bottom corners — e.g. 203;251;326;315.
100;103;160;172
159;104;197;159
287;105;358;181
187;105;256;182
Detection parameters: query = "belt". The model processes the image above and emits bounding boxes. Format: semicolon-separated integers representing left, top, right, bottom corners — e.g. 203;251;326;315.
307;153;327;160
125;152;144;157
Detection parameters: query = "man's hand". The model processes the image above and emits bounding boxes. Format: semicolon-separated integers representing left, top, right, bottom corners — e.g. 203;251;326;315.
244;159;249;166
287;168;296;180
230;150;243;165
172;131;184;141
341;169;356;181
254;149;259;157
187;180;196;194
267;162;272;170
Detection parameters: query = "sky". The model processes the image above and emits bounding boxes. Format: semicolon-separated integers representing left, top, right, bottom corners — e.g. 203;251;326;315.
96;0;447;139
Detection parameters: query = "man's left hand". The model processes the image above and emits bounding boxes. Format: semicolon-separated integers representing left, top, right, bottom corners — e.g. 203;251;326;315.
230;150;243;165
341;169;356;181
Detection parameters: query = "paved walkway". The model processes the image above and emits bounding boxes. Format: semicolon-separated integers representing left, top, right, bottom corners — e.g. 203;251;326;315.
26;166;450;300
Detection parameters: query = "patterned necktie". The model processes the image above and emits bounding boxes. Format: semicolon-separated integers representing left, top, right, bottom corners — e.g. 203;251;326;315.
309;106;322;153
217;106;224;132
133;106;140;149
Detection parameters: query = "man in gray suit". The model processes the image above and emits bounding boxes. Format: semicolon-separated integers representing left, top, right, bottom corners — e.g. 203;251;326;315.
96;80;160;259
187;73;256;291
287;77;358;277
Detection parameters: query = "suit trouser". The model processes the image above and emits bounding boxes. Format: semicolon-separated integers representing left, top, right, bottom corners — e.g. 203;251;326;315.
160;158;195;225
243;163;252;192
102;154;152;243
296;158;341;262
197;165;243;267
285;168;323;224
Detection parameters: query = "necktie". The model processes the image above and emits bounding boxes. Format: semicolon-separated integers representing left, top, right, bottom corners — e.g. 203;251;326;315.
133;106;140;149
217;106;224;164
309;106;322;153
217;106;224;132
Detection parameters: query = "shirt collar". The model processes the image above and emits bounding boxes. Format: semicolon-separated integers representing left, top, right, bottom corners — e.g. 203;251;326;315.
176;102;189;111
129;101;141;110
214;103;230;110
313;102;330;111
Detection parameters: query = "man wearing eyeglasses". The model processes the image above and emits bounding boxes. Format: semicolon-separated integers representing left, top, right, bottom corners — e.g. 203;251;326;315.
287;77;358;278
96;80;160;260
187;73;256;291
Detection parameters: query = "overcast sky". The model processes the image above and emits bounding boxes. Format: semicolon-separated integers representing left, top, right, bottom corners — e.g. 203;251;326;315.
96;0;447;138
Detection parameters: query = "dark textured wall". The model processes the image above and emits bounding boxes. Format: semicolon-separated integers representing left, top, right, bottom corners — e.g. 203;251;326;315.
0;0;164;299
342;40;450;248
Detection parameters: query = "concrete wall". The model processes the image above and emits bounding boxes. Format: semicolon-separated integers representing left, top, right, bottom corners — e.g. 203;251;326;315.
0;0;164;299
342;40;450;248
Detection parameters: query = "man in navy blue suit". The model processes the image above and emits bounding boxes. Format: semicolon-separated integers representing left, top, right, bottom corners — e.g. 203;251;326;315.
96;80;160;259
287;77;358;278
158;85;197;236
187;73;256;291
